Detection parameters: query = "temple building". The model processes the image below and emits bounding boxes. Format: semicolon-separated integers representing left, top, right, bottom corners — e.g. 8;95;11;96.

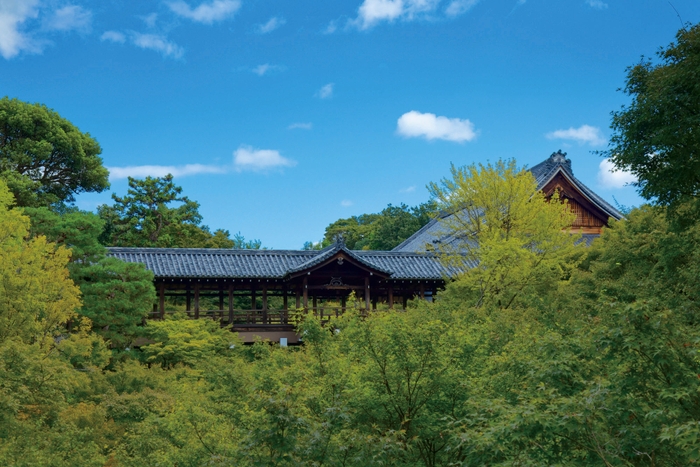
108;151;623;343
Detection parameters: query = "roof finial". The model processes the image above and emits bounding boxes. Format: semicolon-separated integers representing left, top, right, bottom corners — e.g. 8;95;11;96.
333;233;346;247
550;150;572;172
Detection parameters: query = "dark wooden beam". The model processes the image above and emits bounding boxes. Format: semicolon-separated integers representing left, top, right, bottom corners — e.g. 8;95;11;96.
364;276;370;311
388;283;394;309
194;283;200;319
158;282;165;319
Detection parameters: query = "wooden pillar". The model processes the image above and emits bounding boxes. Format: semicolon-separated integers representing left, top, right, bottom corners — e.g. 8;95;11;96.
364;276;370;311
218;285;224;312
341;295;346;315
296;285;301;309
158;282;165;319
186;284;191;311
313;295;317;315
388;283;394;309
262;284;268;324
283;289;288;310
372;296;377;310
419;282;425;300
251;286;256;324
194;283;200;319
303;276;308;310
228;284;234;324
402;295;408;310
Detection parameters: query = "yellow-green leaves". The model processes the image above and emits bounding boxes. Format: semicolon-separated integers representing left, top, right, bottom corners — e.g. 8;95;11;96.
429;159;580;309
0;180;80;345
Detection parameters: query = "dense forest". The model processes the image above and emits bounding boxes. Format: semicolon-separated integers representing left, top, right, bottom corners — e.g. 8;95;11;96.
1;23;700;467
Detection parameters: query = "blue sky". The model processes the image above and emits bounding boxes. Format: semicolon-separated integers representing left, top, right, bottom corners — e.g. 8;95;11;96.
2;0;699;248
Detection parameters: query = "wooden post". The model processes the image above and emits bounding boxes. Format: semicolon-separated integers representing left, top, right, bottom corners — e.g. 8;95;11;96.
341;295;346;316
296;285;301;309
364;276;370;311
262;284;268;324
388;283;394;309
419;282;425;300
251;286;256;324
313;295;317;315
402;295;408;310
186;284;191;312
303;276;308;311
218;285;224;313
228;284;234;324
283;289;288;324
194;283;200;319
158;282;165;319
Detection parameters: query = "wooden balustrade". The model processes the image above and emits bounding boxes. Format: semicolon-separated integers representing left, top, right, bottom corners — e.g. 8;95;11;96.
147;306;403;324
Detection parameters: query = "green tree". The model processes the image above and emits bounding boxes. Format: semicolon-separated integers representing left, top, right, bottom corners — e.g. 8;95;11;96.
321;201;437;250
0;97;109;207
99;174;261;249
0;180;80;345
605;23;700;208
429;159;580;309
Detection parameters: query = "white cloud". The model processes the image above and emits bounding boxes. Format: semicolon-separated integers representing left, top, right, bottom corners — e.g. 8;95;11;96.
323;20;338;34
167;0;241;24
341;200;353;207
445;0;479;16
316;83;334;99
44;5;92;32
597;158;636;189
233;146;296;172
108;164;226;180
400;185;416;193
0;0;40;59
352;0;475;29
546;124;606;146
141;13;158;28
101;30;125;43
251;63;284;76
585;0;608;9
257;16;285;33
131;32;184;59
397;110;477;142
288;122;313;130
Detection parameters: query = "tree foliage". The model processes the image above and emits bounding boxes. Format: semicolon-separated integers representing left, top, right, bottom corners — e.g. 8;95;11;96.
0;97;109;207
98;174;261;249
320;201;436;250
429;159;580;309
606;23;700;208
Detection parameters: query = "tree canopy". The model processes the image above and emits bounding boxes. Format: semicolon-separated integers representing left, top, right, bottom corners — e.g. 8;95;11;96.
606;23;700;208
0;97;109;207
98;174;261;249
317;201;436;250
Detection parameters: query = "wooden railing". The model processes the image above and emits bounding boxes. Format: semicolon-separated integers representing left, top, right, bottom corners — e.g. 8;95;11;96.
148;306;400;324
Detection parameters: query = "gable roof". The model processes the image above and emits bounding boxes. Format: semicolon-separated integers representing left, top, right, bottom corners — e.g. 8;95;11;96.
393;151;623;253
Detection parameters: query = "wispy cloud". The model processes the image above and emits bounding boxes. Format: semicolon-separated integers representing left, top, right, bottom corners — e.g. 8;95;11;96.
167;0;241;24
101;30;125;43
400;185;416;193
251;63;285;76
323;20;338;34
44;5;92;32
546;124;606;146
445;0;480;16
0;0;41;59
234;145;296;172
257;16;285;33
316;83;334;99
288;122;313;130
397;110;478;143
108;163;226;180
341;200;353;207
597;158;636;189
585;0;608;10
130;32;184;59
141;13;158;28
352;0;479;29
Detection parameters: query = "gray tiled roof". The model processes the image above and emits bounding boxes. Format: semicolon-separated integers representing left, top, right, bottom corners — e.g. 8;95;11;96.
393;151;622;253
107;246;459;280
